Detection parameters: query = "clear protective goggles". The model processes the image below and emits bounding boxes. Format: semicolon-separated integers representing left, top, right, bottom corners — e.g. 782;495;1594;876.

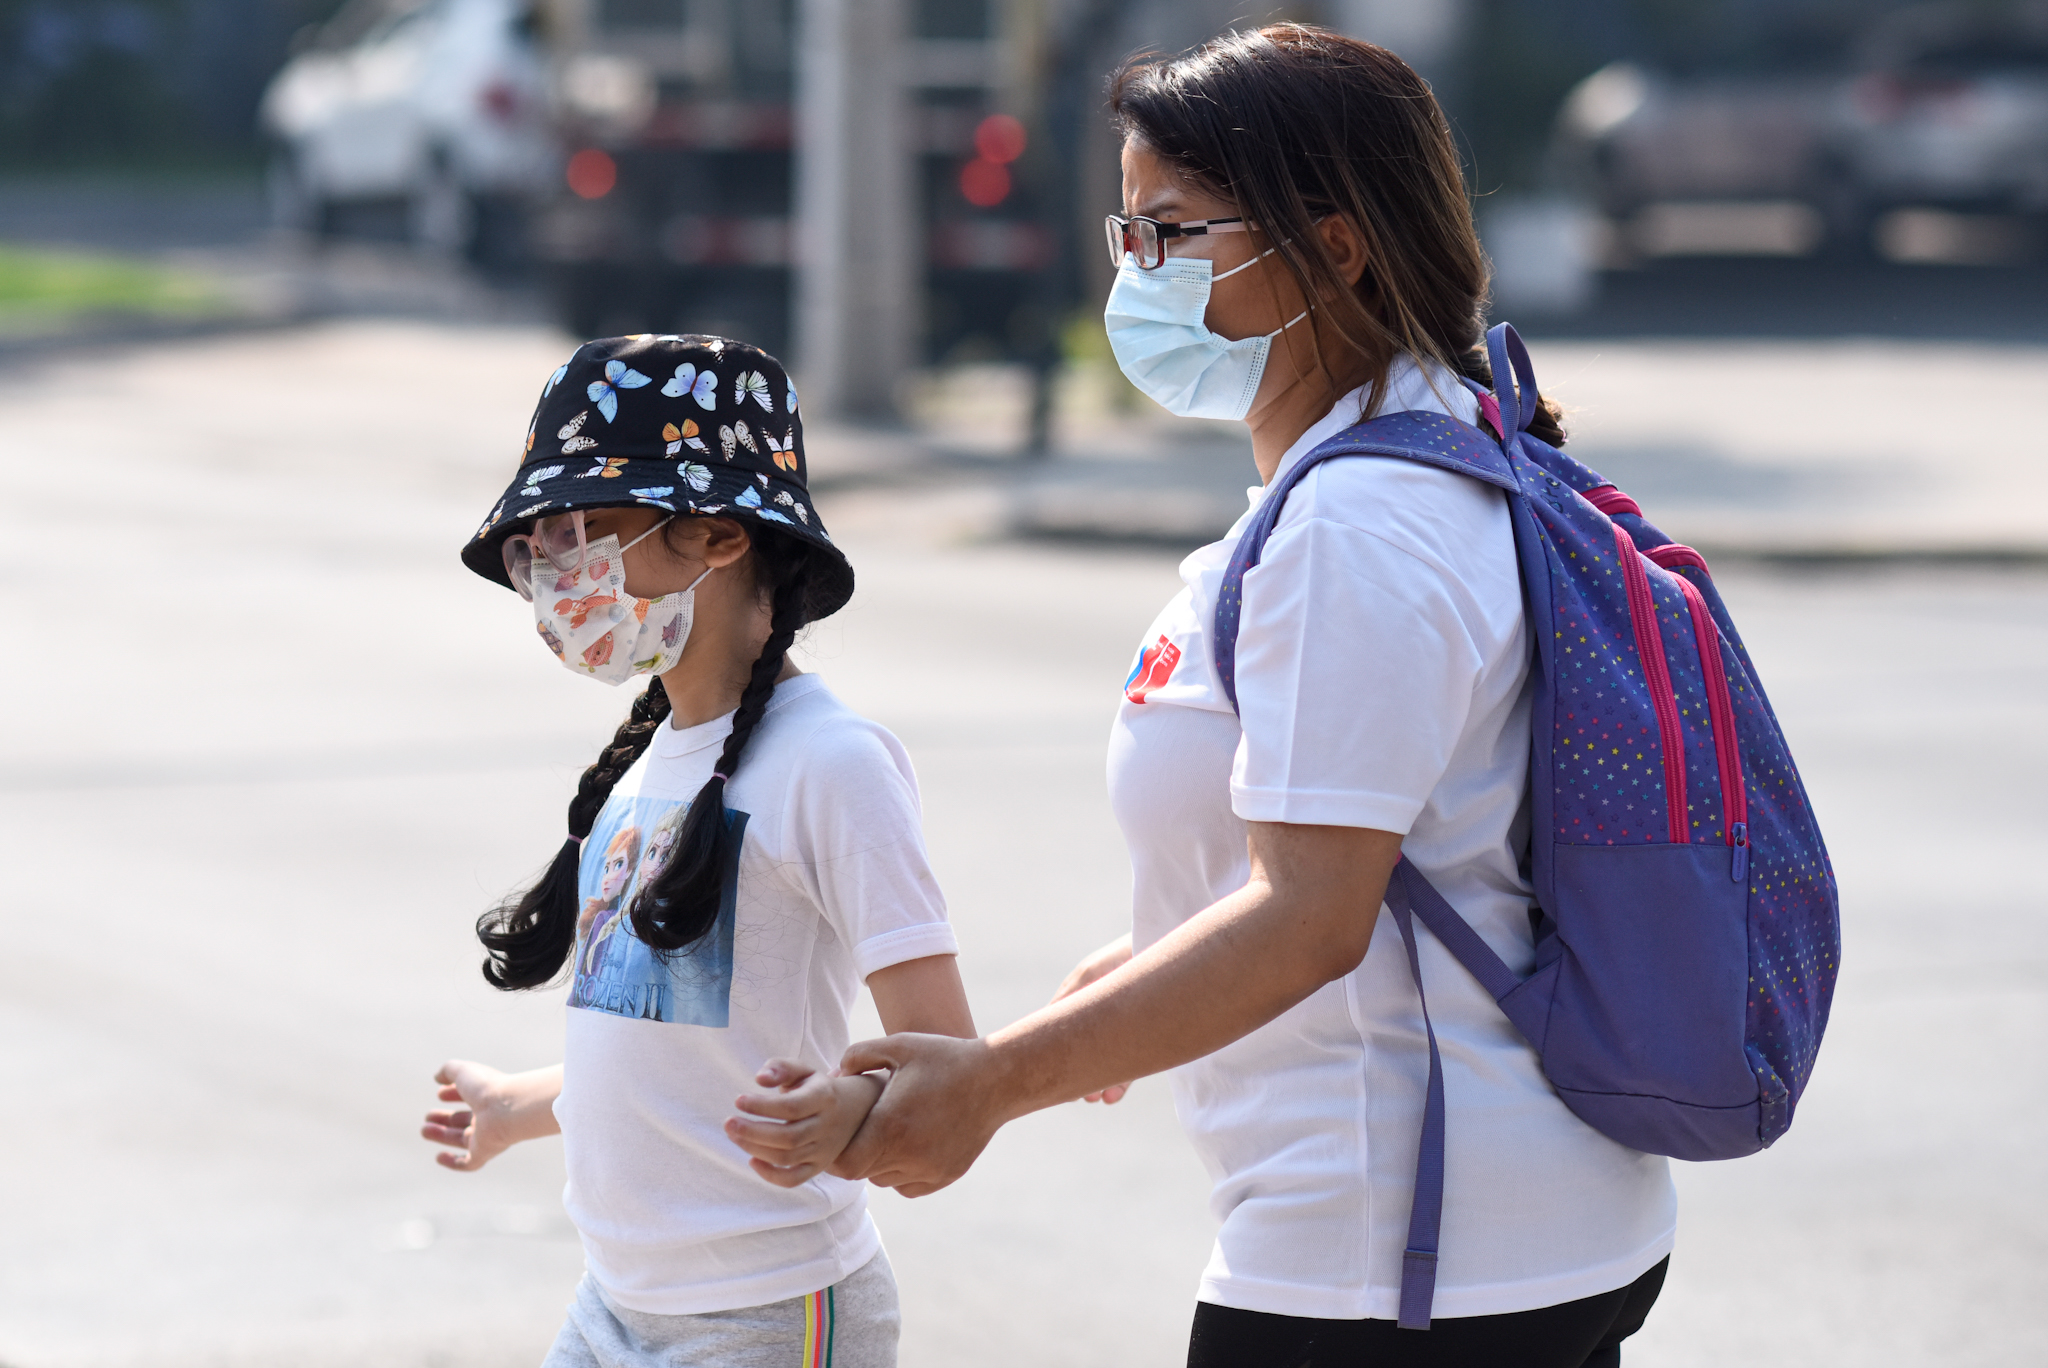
502;511;588;602
501;511;674;602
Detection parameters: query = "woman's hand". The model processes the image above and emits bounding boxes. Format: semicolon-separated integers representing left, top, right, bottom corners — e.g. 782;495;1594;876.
420;1060;563;1172
725;1059;887;1187
830;823;1403;1198
1053;934;1134;1104
828;1034;1008;1197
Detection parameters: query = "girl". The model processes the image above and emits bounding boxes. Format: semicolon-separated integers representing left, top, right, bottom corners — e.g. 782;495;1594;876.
743;27;1674;1368
422;335;974;1368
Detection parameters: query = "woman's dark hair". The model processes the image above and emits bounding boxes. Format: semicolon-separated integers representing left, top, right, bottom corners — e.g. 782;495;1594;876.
1110;24;1567;446
477;520;817;989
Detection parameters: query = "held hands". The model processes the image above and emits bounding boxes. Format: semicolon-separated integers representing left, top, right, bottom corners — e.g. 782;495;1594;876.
729;1037;1007;1198
728;944;1134;1196
1053;933;1135;1104
825;1033;1007;1197
725;1060;886;1188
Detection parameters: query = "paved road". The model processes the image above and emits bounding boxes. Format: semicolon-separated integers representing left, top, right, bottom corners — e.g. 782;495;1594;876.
0;322;2041;1367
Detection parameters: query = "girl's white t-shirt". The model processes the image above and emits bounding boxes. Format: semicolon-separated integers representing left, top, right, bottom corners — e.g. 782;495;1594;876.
1107;358;1677;1321
555;673;959;1316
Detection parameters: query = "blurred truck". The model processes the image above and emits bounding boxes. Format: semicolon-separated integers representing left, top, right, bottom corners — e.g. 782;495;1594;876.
1556;2;2048;258
532;0;1051;359
260;0;556;263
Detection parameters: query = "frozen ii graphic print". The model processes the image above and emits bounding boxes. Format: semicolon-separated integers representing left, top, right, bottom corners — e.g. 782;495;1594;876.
568;794;746;1026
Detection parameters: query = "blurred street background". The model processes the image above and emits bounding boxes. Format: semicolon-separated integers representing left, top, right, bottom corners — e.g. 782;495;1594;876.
1;1;2044;1366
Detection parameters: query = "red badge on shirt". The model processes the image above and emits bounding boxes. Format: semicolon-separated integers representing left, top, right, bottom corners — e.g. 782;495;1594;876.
1123;635;1182;704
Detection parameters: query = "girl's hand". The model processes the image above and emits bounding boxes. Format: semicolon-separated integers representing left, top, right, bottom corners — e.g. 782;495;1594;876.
725;1059;886;1188
1052;934;1135;1104
421;1060;563;1172
829;1033;1004;1196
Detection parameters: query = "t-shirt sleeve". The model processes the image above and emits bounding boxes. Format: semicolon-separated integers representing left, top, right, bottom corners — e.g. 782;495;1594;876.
780;717;959;979
1228;481;1492;833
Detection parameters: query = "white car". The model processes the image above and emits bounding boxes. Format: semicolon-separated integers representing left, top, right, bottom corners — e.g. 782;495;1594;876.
1556;4;2048;259
260;0;554;257
1824;6;2048;228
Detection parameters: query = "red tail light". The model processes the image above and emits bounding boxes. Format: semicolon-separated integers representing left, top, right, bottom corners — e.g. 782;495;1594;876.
959;158;1011;207
479;78;520;123
567;149;618;199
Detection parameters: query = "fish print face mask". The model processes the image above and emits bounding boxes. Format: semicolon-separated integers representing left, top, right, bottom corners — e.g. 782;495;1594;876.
532;521;709;685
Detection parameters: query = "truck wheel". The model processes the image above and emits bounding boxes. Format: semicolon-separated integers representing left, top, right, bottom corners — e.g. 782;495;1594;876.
1811;157;1875;260
468;195;529;274
267;151;328;236
410;157;477;256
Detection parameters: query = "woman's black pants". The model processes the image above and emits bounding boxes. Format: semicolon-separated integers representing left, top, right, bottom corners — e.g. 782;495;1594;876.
1186;1257;1668;1368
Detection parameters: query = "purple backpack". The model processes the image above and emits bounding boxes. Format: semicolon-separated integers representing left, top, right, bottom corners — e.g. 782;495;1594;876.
1212;323;1839;1329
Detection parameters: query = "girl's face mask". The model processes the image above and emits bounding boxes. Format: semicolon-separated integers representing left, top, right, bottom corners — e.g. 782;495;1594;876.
1102;248;1309;422
530;518;710;685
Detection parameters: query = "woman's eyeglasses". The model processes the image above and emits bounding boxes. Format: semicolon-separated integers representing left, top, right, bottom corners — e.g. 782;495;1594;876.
1104;213;1248;270
501;511;589;602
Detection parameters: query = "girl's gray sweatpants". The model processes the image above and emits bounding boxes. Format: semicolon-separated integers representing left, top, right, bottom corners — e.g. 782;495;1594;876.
542;1249;898;1368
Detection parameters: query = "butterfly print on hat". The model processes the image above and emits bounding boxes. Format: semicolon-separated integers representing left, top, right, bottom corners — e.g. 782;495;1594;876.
763;428;797;472
664;419;707;455
773;490;811;525
519;463;564;497
735;485;793;524
678;461;713;492
559;411;597;454
719;421;757;461
588;359;653;422
575;457;629;478
735;370;771;411
476;497;507;539
662;363;718;408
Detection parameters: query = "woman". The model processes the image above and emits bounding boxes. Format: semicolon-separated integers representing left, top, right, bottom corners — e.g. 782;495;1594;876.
734;25;1675;1368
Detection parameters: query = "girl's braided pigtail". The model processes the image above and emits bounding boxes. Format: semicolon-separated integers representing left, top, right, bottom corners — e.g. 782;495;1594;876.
477;676;673;989
630;571;808;952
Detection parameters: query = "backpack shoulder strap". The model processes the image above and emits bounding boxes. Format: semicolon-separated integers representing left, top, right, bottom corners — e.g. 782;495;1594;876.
1205;361;1536;1330
1213;409;1519;710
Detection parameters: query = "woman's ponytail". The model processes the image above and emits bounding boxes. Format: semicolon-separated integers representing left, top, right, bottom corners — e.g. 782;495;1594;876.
629;568;808;952
477;676;673;989
1456;345;1567;449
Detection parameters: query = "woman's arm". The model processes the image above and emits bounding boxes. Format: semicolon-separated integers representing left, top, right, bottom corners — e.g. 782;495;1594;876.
725;953;976;1185
1052;933;1134;1103
421;1060;563;1172
832;822;1402;1196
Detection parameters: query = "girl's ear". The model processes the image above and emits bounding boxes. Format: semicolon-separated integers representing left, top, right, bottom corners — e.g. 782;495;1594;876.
688;516;754;570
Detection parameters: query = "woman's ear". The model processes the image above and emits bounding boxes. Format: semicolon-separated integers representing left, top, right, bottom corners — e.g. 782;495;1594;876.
1319;213;1371;289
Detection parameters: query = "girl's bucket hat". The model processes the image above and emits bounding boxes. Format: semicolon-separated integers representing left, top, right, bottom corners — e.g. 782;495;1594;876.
461;334;854;621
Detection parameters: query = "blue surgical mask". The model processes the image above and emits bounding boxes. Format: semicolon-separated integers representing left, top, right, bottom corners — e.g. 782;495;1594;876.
1103;250;1309;421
